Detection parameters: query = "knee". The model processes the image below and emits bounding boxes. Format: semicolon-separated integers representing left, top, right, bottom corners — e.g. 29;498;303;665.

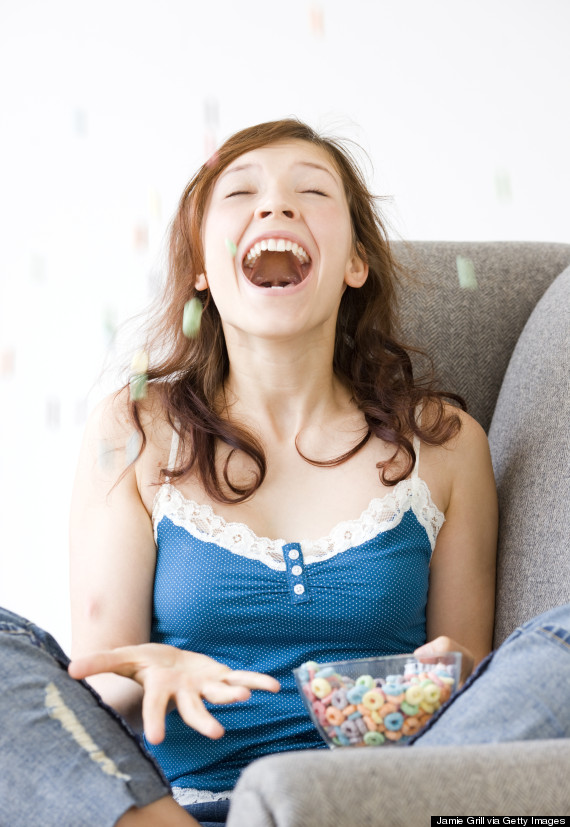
518;603;570;635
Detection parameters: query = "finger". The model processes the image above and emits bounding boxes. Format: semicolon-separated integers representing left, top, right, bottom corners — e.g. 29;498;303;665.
414;636;457;663
414;636;449;655
175;691;225;740
141;684;171;745
201;682;251;705
414;639;473;687
223;671;281;693
68;649;141;681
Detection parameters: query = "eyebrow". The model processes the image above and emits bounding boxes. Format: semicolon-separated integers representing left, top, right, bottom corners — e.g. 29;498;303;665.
294;161;338;183
219;160;338;184
219;163;258;179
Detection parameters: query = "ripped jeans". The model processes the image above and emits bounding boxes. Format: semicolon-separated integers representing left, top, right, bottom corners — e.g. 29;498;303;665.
0;607;171;827
2;604;570;826
411;602;570;746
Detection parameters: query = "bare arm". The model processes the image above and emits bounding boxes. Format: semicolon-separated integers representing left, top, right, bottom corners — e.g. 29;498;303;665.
69;390;157;729
118;796;200;827
70;390;281;740
423;410;498;672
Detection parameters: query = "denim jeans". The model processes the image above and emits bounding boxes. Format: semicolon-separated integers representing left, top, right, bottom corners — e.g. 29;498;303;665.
183;799;231;825
0;607;171;827
2;603;570;826
411;602;570;746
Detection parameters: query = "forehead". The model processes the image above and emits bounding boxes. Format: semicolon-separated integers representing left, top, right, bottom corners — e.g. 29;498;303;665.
218;139;341;183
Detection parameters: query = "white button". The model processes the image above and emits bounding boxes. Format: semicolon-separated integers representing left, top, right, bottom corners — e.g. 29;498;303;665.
288;549;299;560
294;584;305;595
292;565;302;576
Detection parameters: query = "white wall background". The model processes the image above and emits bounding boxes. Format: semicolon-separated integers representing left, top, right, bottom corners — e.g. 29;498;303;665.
1;0;569;652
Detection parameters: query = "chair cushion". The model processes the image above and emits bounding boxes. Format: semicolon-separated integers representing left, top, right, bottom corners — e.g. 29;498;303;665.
227;740;570;826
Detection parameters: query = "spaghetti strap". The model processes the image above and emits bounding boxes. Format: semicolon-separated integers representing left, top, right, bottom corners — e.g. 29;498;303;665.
167;427;180;478
412;403;423;479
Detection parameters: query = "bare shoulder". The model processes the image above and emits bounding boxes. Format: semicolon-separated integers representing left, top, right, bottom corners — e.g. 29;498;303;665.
422;400;497;532
86;384;164;440
83;385;173;481
418;401;493;515
447;402;487;447
421;399;489;458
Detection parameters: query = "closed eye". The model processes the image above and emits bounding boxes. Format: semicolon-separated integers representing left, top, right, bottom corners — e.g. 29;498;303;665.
302;189;328;196
226;190;253;198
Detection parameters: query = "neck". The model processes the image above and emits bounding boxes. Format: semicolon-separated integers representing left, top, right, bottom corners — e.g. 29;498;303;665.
220;329;353;444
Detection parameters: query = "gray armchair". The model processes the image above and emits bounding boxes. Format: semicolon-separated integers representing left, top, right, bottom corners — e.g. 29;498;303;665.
226;241;570;824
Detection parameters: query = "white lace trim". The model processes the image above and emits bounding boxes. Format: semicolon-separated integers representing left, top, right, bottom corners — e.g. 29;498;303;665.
171;786;232;805
152;477;444;571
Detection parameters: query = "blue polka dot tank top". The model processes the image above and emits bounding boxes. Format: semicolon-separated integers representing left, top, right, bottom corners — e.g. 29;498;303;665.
144;435;444;794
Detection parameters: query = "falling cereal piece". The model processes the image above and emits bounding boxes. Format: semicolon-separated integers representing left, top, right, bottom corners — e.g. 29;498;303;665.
225;238;237;257
0;348;15;377
129;373;148;401
148;188;162;220
182;297;203;338
75;398;88;426
98;439;115;473
204;131;217;162
102;306;117;347
125;430;143;465
203;97;220;129
73;108;88;137
205;150;220;169
494;168;513;204
133;223;149;252
46;397;61;429
309;3;325;37
456;255;478;290
30;252;47;283
131;349;149;374
130;350;149;400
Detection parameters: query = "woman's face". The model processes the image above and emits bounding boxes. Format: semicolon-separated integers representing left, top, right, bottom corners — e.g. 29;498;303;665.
198;139;368;342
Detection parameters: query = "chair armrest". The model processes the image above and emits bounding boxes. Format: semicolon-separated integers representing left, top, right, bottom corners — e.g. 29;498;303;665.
227;741;570;826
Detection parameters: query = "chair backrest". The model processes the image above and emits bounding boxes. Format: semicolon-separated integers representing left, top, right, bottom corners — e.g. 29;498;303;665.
488;265;570;645
394;241;570;431
395;241;570;645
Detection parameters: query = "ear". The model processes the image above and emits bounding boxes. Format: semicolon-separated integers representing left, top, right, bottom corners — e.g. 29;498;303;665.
194;273;208;291
344;251;368;289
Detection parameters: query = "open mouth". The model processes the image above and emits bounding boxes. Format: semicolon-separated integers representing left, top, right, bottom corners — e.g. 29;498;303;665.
242;238;312;289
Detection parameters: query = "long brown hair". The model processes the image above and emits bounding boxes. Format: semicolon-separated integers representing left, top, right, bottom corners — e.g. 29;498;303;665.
127;118;464;502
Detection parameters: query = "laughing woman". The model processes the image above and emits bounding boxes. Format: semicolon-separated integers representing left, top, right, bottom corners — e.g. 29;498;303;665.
68;119;497;824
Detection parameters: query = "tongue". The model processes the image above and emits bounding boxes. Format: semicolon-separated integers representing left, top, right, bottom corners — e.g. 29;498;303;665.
249;251;302;287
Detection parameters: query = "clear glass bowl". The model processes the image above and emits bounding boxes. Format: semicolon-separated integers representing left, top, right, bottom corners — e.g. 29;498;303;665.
293;653;462;748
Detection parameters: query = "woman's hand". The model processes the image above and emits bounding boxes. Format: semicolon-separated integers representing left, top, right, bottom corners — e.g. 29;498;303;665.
414;636;475;686
69;644;280;744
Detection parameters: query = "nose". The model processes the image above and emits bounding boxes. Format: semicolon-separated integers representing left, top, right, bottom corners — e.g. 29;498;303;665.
255;192;297;220
258;207;294;219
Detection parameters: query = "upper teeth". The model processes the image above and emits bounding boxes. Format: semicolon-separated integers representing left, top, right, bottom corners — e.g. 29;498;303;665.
243;238;310;266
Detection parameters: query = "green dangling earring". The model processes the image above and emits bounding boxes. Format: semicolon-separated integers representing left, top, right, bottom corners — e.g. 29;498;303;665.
182;297;203;339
